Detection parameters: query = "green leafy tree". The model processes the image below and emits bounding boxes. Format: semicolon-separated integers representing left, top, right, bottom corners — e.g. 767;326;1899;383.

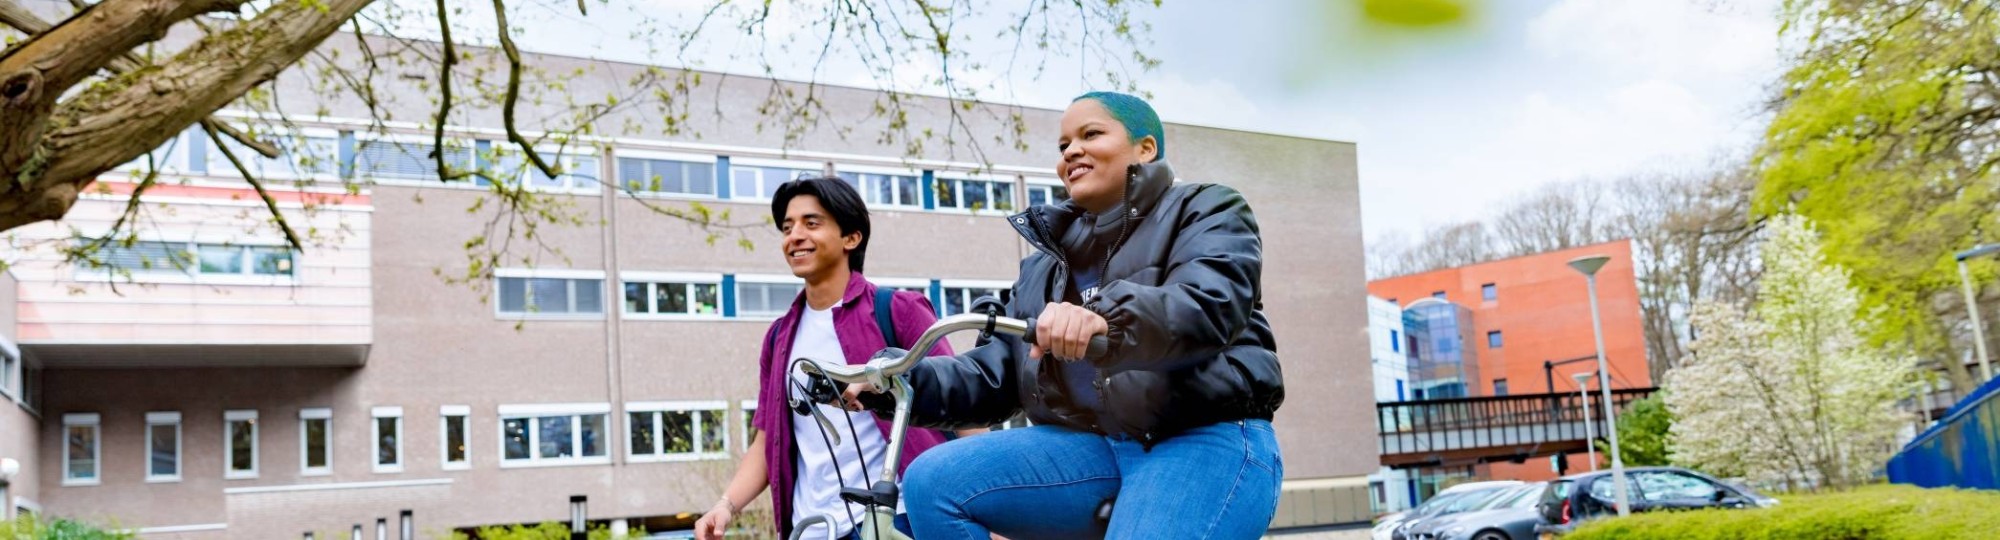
1598;393;1674;467
1758;0;2000;391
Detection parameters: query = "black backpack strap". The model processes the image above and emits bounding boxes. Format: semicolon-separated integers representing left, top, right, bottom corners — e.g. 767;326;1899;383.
875;287;900;348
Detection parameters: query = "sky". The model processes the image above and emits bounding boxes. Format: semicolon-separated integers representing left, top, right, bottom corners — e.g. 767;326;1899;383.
478;0;1787;244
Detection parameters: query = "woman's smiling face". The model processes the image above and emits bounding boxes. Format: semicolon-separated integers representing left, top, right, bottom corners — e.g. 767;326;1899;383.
1056;99;1158;213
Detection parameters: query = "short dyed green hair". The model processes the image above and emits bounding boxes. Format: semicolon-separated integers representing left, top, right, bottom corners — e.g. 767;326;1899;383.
1073;91;1166;162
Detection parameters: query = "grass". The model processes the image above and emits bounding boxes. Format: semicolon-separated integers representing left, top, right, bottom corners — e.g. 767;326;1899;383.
1567;484;2000;540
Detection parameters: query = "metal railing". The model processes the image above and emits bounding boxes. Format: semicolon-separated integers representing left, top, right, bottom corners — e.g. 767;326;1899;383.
1376;388;1656;464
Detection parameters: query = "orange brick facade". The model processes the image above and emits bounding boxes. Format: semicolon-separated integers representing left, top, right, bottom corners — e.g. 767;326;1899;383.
1367;240;1651;481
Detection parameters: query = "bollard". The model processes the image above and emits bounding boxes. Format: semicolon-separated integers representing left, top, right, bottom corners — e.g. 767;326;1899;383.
569;495;588;540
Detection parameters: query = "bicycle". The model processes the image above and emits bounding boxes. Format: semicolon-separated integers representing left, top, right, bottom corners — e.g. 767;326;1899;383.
786;311;1107;540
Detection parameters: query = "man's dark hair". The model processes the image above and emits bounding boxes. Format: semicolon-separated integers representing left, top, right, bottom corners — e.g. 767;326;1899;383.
771;175;872;273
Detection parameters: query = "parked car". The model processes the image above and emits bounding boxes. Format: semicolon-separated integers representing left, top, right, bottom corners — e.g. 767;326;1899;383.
1535;466;1778;536
1385;484;1524;540
1373;481;1525;540
1400;482;1547;540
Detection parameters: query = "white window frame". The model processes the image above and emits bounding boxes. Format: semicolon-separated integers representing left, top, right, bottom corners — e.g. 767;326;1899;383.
497;403;614;469
933;173;1020;214
833;164;926;209
740;399;759;452
73;239;298;286
734;274;805;320
113;126;198;178
1023;177;1067;208
372;406;404;473
0;348;16;401
482;144;603;195
352;132;477;185
203;126;344;182
299;407;333;476
620;271;726;320
145;411;182;483
62;413;101;486
440;405;471;471
626;401;731;463
223;409;259;480
728;157;824;201
938;279;1013;317
615;149;720;200
493;268;609;320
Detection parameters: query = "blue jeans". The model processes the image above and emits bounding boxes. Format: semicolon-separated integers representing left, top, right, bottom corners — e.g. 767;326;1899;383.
903;420;1282;540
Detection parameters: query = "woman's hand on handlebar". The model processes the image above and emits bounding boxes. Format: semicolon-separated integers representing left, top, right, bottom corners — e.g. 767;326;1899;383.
694;498;734;540
840;382;877;412
1031;302;1108;362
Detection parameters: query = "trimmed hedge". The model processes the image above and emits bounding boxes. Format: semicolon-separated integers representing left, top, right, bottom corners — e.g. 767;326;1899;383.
1567;484;2000;540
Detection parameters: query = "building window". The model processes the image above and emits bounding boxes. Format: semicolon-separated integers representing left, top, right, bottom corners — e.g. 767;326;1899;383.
208;132;341;179
1;350;16;399
624;280;722;316
197;244;295;276
225;410;258;479
836;171;923;208
355;139;473;181
496;275;605;316
1481;283;1497;302
1493;379;1510;396
1025;182;1069;207
300;408;332;476
730;163;819;200
483;148;601;192
1431;291;1446;299
1487;330;1503;349
145;412;181;483
1390;330;1401;353
77;240;295;278
740;400;758;451
116;127;197;175
936;178;1016;212
618;156;716;197
736;280;804;318
63;413;101;486
373;407;403;473
628;401;729;462
939;284;1008;316
442;405;470;470
500;404;611;467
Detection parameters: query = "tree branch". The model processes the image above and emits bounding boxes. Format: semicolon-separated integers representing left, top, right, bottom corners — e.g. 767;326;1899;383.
434;0;459;181
1;0;372;232
200;121;304;252
490;0;561;179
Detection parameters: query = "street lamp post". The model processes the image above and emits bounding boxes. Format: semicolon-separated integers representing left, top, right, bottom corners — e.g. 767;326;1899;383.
1573;372;1598;472
1568;254;1631;517
1955;244;2000;382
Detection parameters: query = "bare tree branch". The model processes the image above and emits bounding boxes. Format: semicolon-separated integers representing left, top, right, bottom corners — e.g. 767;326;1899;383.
200;121;304;252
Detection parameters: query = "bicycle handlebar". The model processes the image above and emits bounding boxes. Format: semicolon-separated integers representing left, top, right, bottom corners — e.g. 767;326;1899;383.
803;313;1108;385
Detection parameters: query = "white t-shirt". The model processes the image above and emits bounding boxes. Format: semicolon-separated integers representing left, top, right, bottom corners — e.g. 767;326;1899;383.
789;303;893;539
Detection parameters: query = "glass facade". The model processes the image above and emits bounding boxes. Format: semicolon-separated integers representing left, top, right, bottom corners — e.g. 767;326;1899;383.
1401;299;1480;400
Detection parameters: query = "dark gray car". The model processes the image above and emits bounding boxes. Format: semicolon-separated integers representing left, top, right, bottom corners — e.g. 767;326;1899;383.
1402;483;1545;540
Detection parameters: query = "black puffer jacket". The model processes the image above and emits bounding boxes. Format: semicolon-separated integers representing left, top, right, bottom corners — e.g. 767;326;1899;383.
889;159;1283;445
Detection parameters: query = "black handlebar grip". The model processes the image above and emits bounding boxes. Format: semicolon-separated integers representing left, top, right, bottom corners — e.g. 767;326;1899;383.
1020;317;1110;360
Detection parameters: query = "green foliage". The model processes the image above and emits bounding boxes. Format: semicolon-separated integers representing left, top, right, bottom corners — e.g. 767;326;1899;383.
440;521;632;540
1756;1;2000;388
1598;393;1673;467
1567;484;2000;540
0;514;137;539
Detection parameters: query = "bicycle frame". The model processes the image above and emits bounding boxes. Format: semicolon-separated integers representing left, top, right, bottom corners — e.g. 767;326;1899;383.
785;314;1034;540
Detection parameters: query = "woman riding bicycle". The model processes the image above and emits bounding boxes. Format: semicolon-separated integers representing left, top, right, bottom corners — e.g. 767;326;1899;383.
847;91;1285;539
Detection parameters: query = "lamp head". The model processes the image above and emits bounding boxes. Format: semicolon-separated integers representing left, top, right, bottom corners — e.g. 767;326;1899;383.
1568;255;1612;277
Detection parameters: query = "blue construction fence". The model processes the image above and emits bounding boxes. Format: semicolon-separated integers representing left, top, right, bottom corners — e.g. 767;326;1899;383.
1888;373;2000;490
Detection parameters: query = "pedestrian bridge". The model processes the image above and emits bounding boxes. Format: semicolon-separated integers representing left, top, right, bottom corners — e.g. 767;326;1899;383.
1376;388;1657;468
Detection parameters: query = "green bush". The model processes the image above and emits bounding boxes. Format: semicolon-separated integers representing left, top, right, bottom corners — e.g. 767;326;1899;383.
1567;484;2000;539
0;514;135;540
